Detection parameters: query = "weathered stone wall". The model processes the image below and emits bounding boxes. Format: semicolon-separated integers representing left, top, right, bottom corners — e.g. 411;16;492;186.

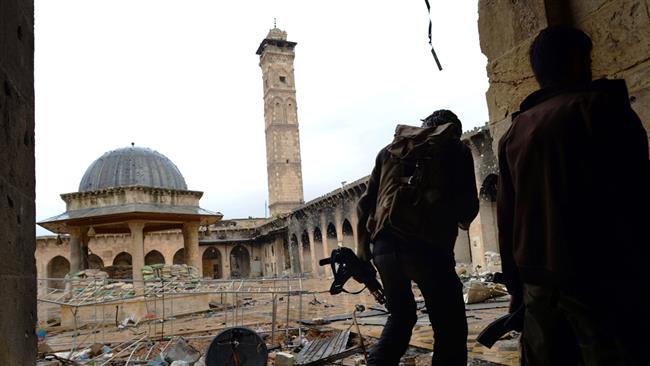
479;0;650;148
0;0;36;364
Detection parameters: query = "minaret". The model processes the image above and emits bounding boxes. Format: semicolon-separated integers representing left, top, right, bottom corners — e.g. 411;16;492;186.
257;27;305;216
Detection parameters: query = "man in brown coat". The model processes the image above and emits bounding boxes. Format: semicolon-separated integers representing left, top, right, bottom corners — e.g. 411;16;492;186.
497;26;649;365
357;110;479;366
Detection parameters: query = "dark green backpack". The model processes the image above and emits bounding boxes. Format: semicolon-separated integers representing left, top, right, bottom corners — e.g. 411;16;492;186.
377;123;460;243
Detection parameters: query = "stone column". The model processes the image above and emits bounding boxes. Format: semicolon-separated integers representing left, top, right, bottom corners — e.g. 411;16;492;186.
128;222;145;291
296;233;304;273
307;229;319;277
334;209;344;248
320;215;332;276
68;227;83;275
81;227;90;270
350;210;360;254
182;222;201;270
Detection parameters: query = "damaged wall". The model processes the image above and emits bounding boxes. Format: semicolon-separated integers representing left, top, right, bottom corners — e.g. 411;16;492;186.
0;0;36;364
478;0;650;150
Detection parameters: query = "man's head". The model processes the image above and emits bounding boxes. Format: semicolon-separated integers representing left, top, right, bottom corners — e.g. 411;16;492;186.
421;109;462;133
530;26;593;88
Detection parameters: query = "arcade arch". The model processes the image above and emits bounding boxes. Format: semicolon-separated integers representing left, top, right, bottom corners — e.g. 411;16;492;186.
47;256;70;289
113;252;132;266
327;223;337;246
88;254;104;269
342;219;355;249
145;250;165;265
173;248;185;265
202;246;223;279
230;245;251;278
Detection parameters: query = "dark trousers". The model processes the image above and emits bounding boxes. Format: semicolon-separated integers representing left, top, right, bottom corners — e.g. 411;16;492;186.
522;282;647;366
367;232;467;366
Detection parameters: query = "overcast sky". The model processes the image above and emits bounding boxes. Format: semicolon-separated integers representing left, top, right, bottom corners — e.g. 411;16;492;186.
34;0;489;235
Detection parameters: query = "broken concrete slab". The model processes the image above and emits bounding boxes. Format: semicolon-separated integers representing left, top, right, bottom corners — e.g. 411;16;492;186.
163;338;200;364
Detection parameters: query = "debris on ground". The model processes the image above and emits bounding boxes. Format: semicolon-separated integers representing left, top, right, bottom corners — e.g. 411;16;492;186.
36;277;519;365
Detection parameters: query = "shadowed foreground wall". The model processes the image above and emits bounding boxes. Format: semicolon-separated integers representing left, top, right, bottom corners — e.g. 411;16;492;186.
0;0;36;364
478;0;650;150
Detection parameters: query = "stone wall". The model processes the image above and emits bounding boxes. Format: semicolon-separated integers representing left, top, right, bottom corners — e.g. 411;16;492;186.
478;0;650;149
0;0;36;364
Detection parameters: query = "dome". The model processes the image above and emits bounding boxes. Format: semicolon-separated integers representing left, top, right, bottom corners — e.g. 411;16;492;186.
78;146;188;192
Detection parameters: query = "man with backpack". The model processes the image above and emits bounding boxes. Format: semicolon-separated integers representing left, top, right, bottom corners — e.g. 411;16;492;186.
357;109;479;366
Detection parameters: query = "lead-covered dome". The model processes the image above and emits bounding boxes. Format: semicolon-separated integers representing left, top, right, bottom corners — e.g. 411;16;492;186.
79;146;187;192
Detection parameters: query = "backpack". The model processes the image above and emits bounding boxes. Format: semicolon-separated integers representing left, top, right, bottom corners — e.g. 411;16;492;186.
372;122;460;243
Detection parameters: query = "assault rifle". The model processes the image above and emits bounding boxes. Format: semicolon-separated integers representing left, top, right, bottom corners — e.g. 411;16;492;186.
476;272;524;348
319;247;386;305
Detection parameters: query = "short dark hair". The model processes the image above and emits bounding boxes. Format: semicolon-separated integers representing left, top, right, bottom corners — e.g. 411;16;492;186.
421;109;462;131
529;26;593;87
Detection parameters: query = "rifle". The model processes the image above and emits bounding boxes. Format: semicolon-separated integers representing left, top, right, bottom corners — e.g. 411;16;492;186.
476;272;524;348
319;247;386;305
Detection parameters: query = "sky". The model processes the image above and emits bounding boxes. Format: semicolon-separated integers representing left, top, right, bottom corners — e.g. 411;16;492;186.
34;0;489;236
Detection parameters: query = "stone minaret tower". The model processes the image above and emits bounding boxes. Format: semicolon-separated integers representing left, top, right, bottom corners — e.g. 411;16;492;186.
257;27;305;216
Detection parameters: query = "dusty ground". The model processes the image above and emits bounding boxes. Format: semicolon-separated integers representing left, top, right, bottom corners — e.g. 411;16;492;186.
37;277;519;365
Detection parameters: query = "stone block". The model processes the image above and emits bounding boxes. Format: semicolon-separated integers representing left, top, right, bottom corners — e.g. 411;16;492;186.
0;178;36;277
489;117;514;154
579;0;650;78
275;352;295;366
569;0;616;21
0;0;34;103
615;60;650;93
478;0;547;61
0;275;37;366
0;72;35;193
485;76;538;123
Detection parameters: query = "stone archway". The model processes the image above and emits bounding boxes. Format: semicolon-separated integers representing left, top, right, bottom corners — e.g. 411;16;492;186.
290;234;301;273
145;250;165;265
113;252;132;266
88;254;104;269
202;246;223;279
342;219;355;249
313;227;325;275
173;248;185;265
230;245;251;278
47;256;70;289
301;231;312;273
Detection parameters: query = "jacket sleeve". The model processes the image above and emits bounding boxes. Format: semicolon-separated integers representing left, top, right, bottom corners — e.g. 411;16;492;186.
496;136;521;295
454;144;479;229
356;149;385;261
